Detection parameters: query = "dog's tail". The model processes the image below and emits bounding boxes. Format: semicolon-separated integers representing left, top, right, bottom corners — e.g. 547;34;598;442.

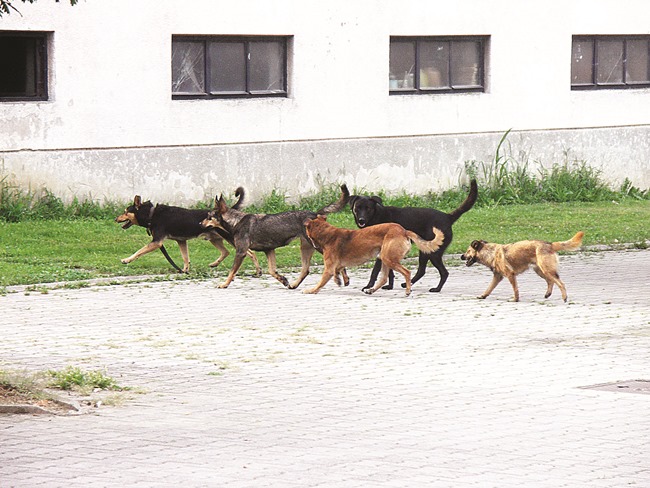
317;184;350;215
231;187;246;210
552;231;584;252
448;179;478;223
159;245;184;273
407;226;445;254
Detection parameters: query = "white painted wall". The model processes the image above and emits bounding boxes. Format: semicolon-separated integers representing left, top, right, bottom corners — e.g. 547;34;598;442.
1;0;649;203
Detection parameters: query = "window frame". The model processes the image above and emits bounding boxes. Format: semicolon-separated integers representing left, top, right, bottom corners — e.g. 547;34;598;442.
0;31;49;102
571;35;650;90
389;35;487;95
171;35;289;100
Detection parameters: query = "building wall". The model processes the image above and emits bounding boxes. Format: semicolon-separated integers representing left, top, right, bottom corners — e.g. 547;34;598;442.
1;0;649;204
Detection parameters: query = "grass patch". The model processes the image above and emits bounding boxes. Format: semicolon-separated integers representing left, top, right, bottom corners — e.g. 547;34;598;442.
46;366;125;393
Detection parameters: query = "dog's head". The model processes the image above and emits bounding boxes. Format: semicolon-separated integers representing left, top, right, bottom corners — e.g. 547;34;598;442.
200;195;229;229
115;195;151;229
460;240;486;267
349;194;383;228
304;215;328;252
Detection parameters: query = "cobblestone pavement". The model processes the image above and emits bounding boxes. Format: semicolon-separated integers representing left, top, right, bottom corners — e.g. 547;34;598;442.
1;250;649;487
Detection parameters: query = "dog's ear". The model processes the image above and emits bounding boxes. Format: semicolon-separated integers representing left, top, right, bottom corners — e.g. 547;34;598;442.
213;194;219;208
134;195;142;208
348;195;358;210
371;196;383;206
471;240;484;251
217;195;229;213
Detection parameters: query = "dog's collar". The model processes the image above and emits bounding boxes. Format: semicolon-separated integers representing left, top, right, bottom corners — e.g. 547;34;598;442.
146;205;155;228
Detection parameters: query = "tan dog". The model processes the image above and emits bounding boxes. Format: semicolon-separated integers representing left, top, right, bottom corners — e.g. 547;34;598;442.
303;215;444;296
460;231;584;302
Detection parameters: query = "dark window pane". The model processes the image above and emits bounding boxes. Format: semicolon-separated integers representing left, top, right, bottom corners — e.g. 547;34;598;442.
0;36;44;98
626;39;650;83
209;41;246;93
571;39;593;85
419;41;449;89
390;41;415;89
171;41;205;94
450;40;480;87
596;39;624;84
249;41;285;93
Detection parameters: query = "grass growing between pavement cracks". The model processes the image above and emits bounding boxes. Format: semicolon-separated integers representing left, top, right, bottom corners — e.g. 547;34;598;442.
0;367;135;411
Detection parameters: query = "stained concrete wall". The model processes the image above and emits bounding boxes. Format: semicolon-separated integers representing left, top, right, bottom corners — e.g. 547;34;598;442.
3;125;648;205
1;0;650;204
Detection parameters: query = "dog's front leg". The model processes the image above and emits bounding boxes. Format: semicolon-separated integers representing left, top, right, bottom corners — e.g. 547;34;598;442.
303;269;334;294
121;241;162;264
218;252;246;288
289;239;315;289
479;273;503;299
506;275;520;302
177;240;191;273
265;250;290;288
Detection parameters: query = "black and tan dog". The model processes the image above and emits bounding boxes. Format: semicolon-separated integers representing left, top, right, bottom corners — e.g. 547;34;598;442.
460;231;584;302
201;185;349;289
303;215;444;296
116;191;260;274
349;179;477;293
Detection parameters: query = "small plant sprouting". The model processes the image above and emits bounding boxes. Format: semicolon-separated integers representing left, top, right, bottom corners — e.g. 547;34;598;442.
46;366;125;392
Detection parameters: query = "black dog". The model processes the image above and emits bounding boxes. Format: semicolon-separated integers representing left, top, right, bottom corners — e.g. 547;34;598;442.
116;190;260;274
349;179;478;292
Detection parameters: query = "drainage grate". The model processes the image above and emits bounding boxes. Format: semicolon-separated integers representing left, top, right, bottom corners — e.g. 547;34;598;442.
579;380;650;395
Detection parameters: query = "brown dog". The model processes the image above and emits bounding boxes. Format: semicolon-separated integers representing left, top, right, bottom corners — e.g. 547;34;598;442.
460;231;584;302
303;215;444;296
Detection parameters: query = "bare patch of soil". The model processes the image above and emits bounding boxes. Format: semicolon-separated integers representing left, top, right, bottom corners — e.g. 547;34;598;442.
0;384;79;415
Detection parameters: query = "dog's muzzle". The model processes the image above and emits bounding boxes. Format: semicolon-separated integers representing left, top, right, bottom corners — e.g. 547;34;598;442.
357;218;366;228
116;217;133;229
460;254;476;267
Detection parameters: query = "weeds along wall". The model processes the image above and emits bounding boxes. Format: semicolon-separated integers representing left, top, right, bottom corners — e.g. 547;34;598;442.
1;0;650;204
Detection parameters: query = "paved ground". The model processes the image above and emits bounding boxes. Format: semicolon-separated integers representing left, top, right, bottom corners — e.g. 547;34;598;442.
1;249;649;487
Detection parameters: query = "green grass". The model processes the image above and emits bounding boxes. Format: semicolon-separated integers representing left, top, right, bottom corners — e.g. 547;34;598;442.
2;135;649;288
1;199;648;287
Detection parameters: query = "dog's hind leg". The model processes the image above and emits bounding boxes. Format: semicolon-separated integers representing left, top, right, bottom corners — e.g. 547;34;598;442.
121;241;163;264
362;258;383;291
207;237;229;269
177;240;191;273
289;238;315;289
428;253;449;293
391;263;412;296
247;251;262;277
535;263;568;302
365;262;390;295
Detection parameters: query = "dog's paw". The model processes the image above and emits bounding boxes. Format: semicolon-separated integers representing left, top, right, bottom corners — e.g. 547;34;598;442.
363;288;374;295
121;258;130;264
217;283;229;289
477;295;487;300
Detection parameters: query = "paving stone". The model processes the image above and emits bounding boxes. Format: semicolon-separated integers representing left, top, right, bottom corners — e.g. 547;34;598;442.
0;250;649;487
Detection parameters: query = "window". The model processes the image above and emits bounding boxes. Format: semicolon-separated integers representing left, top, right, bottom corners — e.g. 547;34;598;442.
0;32;48;101
389;36;486;94
172;36;288;99
571;36;650;89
